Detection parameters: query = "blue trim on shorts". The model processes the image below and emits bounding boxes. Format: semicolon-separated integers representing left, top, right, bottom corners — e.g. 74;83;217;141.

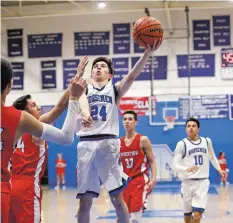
192;206;205;213
79;134;117;141
109;177;131;196
184;212;192;216
76;190;99;199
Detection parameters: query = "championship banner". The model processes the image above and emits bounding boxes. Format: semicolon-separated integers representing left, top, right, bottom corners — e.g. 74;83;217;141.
120;97;155;116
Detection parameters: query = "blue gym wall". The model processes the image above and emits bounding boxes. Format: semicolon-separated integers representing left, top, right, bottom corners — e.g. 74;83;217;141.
47;106;233;188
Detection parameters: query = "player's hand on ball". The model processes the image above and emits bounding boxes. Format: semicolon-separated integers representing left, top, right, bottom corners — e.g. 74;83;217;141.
187;166;199;173
145;38;163;55
77;56;89;77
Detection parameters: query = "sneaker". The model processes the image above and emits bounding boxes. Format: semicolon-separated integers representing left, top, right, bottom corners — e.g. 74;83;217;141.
55;185;59;190
220;182;224;186
226;182;230;185
62;185;66;190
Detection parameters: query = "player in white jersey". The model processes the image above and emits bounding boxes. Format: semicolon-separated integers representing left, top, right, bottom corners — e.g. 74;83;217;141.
76;40;162;223
173;118;227;223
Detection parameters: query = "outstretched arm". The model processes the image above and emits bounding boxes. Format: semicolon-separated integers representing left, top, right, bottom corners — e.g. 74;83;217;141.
115;39;162;104
15;76;87;145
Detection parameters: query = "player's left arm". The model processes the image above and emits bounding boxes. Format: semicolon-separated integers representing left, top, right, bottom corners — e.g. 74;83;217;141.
207;137;227;178
39;88;70;124
115;39;162;105
141;136;157;194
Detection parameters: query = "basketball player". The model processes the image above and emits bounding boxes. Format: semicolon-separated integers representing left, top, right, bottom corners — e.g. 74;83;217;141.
55;153;67;190
76;40;162;223
173;117;227;223
120;110;156;223
1;57;86;223
218;151;229;185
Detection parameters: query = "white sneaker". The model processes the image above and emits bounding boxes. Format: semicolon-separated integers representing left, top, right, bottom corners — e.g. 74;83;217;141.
55;185;59;190
62;186;66;190
220;182;224;186
226;182;230;185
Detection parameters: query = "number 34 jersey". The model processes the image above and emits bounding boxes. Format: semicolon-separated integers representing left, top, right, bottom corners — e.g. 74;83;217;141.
76;82;119;137
120;134;149;178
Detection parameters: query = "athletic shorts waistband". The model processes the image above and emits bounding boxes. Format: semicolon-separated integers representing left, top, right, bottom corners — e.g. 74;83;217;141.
79;134;117;141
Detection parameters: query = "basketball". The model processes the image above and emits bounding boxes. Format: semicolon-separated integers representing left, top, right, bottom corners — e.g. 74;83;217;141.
133;16;163;49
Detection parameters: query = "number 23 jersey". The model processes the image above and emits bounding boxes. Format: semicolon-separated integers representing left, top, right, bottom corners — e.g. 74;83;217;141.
120;134;149;178
76;82;119;137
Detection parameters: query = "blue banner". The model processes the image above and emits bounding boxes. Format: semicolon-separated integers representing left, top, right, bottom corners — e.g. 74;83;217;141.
113;23;130;54
63;59;80;89
179;95;229;120
193;20;210;50
74;32;109;56
7;29;23;57
11;62;24;90
131;56;167;80
213;15;231;46
177;54;215;77
28;33;62;58
41;60;56;89
112;58;129;84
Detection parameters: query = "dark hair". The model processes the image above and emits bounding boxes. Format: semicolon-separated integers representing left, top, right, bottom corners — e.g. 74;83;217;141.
13;94;31;111
219;151;224;156
91;57;115;75
123;110;138;121
1;57;14;93
185;117;200;128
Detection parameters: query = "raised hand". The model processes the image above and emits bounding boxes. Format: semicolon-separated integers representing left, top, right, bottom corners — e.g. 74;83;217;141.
69;76;87;100
144;38;163;55
77;56;89;77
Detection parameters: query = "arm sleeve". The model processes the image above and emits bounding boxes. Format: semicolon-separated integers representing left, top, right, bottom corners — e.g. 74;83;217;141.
40;100;80;145
173;141;187;173
206;138;221;171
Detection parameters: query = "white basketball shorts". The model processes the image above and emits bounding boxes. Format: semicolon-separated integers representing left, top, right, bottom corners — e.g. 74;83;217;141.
76;137;129;198
181;178;210;215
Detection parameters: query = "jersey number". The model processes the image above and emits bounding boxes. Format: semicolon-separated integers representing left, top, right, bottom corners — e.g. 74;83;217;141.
16;137;25;153
91;105;107;121
125;158;134;168
194;155;203;165
0;128;4;151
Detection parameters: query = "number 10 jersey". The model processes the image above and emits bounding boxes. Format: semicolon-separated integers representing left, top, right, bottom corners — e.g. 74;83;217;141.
76;82;119;137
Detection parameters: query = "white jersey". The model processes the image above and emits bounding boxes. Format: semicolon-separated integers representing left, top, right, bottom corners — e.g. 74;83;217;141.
76;82;119;137
177;137;210;179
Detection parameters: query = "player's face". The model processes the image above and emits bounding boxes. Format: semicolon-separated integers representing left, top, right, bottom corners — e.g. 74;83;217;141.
26;98;41;119
186;121;199;138
123;114;137;131
91;61;112;82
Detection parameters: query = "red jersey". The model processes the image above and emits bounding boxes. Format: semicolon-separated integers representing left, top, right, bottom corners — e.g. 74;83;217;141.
218;156;227;170
120;134;148;178
56;159;66;169
11;134;48;181
1;106;21;186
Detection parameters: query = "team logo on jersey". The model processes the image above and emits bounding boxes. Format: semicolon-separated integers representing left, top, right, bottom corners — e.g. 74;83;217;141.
189;147;207;155
88;94;113;104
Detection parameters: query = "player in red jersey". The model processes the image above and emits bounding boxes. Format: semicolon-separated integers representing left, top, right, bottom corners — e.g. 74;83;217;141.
1;57;86;223
218;151;229;185
55;153;67;190
8;87;71;222
120;110;157;223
